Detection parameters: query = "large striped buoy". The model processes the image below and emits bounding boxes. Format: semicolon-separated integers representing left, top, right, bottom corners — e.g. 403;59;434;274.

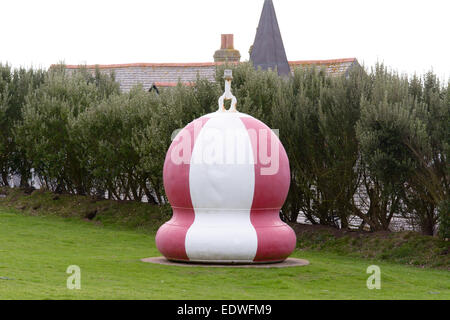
156;70;296;264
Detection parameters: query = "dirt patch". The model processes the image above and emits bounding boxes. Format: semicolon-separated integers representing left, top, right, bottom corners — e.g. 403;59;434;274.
290;223;391;239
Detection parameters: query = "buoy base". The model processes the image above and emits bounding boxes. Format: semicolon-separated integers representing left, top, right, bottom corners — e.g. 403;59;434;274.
141;257;309;268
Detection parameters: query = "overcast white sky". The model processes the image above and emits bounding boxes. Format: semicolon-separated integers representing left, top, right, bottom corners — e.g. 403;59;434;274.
1;0;449;79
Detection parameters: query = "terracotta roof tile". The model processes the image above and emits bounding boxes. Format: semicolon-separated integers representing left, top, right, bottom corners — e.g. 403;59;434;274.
289;58;357;65
154;82;194;87
64;62;222;69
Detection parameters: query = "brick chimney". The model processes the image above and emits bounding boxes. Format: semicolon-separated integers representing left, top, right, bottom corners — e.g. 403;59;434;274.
213;34;241;63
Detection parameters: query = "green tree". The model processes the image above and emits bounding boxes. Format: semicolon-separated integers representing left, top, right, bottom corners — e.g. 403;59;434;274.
0;64;46;187
15;65;118;194
357;66;449;234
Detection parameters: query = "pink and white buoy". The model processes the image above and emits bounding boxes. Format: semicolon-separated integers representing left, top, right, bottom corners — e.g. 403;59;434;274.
156;70;296;264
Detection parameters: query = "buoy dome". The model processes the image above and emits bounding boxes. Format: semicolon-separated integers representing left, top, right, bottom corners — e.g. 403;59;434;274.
156;111;296;264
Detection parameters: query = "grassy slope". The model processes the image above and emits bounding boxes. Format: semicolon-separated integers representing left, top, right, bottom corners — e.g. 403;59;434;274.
1;187;448;269
293;225;449;269
0;208;449;300
0;187;171;233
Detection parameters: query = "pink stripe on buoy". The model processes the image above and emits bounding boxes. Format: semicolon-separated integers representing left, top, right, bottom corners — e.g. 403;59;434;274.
240;117;296;263
156;117;209;261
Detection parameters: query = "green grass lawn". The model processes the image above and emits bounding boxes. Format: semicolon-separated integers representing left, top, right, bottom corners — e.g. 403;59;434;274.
0;208;448;300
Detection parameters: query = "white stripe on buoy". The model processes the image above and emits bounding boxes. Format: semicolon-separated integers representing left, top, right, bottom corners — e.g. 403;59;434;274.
186;114;258;263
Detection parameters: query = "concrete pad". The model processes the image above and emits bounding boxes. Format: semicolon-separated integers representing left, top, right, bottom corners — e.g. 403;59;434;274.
141;257;309;268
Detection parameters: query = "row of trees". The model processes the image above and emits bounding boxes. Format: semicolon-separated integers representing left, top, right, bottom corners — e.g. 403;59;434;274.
0;63;219;204
0;62;448;237
217;63;448;237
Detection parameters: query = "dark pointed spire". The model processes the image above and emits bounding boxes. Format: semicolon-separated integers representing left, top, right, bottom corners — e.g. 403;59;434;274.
250;0;290;76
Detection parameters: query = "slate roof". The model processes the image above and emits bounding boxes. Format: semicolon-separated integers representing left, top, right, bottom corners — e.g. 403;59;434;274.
250;0;291;76
62;58;359;92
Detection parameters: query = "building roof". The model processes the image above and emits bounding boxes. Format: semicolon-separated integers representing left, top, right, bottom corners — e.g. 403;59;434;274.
250;0;290;76
290;58;359;76
62;58;358;92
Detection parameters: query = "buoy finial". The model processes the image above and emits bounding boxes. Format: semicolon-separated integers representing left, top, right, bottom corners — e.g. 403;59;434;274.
218;69;237;113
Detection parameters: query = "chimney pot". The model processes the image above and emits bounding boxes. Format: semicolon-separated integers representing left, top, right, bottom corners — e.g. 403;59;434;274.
221;34;234;49
214;34;241;63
